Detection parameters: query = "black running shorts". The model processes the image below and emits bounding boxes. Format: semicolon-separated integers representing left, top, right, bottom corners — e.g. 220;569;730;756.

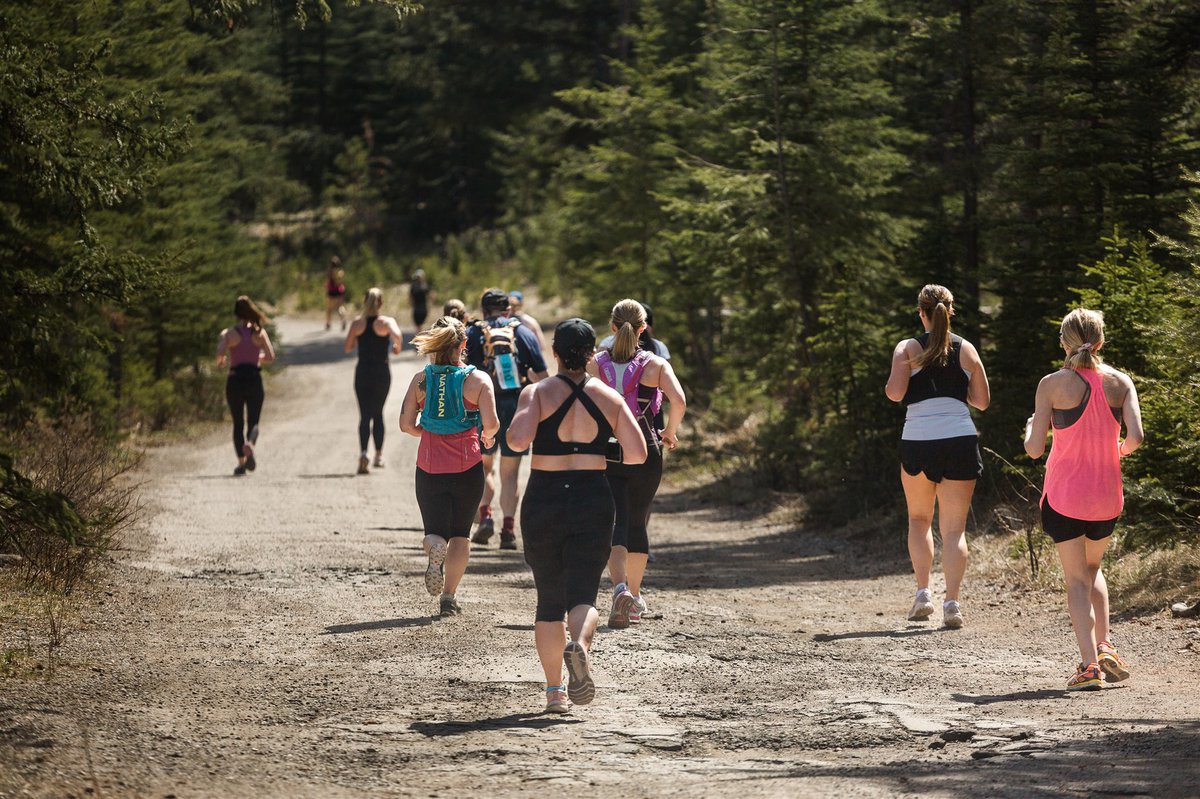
483;391;527;458
1040;497;1117;544
900;435;983;483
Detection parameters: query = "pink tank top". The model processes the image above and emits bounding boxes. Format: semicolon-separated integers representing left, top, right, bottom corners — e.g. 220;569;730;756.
1043;368;1123;521
229;323;260;368
417;397;482;474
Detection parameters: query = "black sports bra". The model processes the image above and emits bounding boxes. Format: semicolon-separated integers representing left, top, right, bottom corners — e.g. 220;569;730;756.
1052;371;1122;429
531;375;612;456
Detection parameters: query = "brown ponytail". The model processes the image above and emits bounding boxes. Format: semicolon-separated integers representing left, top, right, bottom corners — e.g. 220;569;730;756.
911;284;954;369
234;295;268;332
1060;308;1105;371
609;298;647;363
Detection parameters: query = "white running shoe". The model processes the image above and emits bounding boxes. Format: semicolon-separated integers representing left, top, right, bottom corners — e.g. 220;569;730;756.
908;588;935;621
943;600;964;629
424;538;447;596
630;594;648;622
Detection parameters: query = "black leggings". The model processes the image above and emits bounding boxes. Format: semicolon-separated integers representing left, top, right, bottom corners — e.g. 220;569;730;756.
225;367;263;457
415;464;486;540
354;363;391;452
606;446;663;555
521;470;614;622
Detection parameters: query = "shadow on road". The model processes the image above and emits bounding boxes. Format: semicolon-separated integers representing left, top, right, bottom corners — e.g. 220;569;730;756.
321;616;433;634
812;627;939;642
409;713;581;737
950;689;1068;705
278;329;421;368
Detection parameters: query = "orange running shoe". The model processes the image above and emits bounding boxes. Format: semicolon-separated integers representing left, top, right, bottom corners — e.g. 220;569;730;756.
1097;641;1130;682
1066;662;1103;691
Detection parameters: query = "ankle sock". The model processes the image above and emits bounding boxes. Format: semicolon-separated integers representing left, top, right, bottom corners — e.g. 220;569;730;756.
502;516;515;534
479;506;492;522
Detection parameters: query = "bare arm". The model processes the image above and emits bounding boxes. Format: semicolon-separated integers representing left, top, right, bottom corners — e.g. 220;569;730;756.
505;385;540;452
464;372;500;449
1024;376;1054;459
215;328;232;368
654;358;687;450
884;340;914;403
381;316;404;354
343;318;363;353
611;396;648;465
961;340;990;411
1119;374;1144;456
527;369;549;383
399;372;424;437
255;330;275;365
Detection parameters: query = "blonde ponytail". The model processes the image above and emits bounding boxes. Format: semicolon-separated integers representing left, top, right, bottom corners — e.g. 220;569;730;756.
609;298;647;363
1061;308;1104;371
911;284;954;369
413;317;467;365
363;287;383;316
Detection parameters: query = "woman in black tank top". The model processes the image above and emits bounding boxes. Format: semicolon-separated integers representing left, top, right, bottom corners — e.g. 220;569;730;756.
506;318;647;714
344;287;403;474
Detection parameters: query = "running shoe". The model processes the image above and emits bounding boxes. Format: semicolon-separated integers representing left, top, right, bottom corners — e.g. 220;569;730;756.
1066;662;1103;691
471;517;494;545
943;600;964;629
357;455;369;475
243;443;256;472
373;455;385;468
439;595;461;617
233;464;247;476
1097;641;1130;682
425;539;447;596
908;588;935;621
545;685;570;714
499;532;518;551
630;595;648;623
563;641;595;705
609;589;636;630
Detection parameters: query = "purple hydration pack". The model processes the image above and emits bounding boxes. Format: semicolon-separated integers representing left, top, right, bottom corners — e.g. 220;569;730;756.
594;349;663;420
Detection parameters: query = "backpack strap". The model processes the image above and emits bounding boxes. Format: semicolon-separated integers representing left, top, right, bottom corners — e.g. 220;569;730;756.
594;351;617;389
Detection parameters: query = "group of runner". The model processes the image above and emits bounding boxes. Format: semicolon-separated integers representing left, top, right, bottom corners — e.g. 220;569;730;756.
216;277;1143;710
886;284;1143;693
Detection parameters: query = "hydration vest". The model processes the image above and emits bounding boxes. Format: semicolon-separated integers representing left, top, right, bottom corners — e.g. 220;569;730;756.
595;349;663;420
420;364;480;435
477;318;523;391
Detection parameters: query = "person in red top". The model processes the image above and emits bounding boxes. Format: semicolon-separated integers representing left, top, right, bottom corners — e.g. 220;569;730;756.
400;317;500;617
1025;308;1144;691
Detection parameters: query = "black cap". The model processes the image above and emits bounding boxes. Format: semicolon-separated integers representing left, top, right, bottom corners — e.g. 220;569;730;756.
641;302;654;327
553;318;596;352
481;289;510;312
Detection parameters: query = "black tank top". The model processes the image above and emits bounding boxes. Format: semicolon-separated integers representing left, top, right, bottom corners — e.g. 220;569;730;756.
901;333;969;406
531;376;612;456
357;316;389;364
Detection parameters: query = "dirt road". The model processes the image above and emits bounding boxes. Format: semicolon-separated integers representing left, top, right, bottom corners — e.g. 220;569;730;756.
3;314;1199;798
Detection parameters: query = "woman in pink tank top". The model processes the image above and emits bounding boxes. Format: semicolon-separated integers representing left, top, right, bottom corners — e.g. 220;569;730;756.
1025;309;1144;692
215;296;275;476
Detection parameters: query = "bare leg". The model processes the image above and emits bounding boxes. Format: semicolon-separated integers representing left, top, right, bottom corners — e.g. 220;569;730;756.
1056;537;1100;665
626;553;649;597
325;297;334;329
567;603;599;650
608;546;628;588
1086;536;1112;645
900;469;938;590
499;455;522;520
931;478;976;601
443;537;471;595
480;452;496;511
534;621;567;686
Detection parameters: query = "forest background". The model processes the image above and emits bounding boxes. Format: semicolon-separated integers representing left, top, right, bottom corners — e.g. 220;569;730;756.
2;0;1199;594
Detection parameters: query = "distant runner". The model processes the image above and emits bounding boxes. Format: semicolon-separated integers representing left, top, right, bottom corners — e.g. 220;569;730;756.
400;317;500;617
325;256;347;331
215;296;275;476
507;290;547;352
344;288;403;474
1025;309;1142;691
507;318;647;713
591;299;686;628
409;269;432;337
885;284;989;629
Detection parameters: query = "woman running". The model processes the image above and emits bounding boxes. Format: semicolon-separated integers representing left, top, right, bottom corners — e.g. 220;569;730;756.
399;317;500;617
507;290;547;351
344;288;403;474
591;299;686;628
215;296;275;476
409;269;431;336
1024;309;1143;691
507;319;647;713
885;284;990;628
325;256;347;331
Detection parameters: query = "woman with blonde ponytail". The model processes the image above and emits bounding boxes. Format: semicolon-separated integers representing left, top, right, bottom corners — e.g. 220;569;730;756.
590;299;686;629
400;317;500;617
1024;308;1143;691
886;284;990;629
345;287;404;474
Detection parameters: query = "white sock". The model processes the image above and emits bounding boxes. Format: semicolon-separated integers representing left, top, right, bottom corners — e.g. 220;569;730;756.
440;592;454;601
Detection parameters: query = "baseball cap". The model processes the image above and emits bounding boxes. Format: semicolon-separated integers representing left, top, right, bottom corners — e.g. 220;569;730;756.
481;289;510;312
553;318;596;352
508;290;524;302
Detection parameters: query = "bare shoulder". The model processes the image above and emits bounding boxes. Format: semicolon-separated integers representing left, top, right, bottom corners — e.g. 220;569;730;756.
585;377;623;409
894;337;921;356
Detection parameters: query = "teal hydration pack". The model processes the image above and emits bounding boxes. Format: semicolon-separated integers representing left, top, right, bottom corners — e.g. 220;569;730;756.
420;364;481;435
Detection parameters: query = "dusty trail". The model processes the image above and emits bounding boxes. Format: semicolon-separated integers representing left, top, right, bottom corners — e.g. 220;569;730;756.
3;314;1199;798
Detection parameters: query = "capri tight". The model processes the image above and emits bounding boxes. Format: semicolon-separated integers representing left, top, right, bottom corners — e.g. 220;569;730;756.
225;366;263;457
414;464;485;539
354;362;391;452
606;446;663;555
521;470;614;622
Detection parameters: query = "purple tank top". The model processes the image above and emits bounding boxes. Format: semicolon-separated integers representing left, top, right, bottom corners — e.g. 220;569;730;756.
229;323;260;368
